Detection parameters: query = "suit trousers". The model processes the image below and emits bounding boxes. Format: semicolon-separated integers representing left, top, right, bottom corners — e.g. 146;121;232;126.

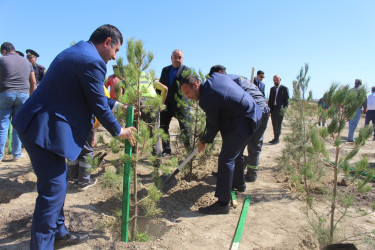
67;126;94;184
365;110;375;137
232;110;269;188
21;137;69;250
271;109;284;141
160;107;190;152
216;116;252;203
246;110;270;166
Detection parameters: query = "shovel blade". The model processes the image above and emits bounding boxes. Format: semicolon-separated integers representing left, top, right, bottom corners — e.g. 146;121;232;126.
161;174;178;193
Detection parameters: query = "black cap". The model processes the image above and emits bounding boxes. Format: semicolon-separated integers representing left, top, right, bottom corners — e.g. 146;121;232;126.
209;65;227;76
354;79;362;86
16;51;24;57
26;49;39;58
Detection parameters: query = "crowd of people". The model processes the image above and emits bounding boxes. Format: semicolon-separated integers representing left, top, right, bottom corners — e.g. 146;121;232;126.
1;24;374;249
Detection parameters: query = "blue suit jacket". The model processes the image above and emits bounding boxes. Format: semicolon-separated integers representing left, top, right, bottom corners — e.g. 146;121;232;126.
227;74;269;112
253;78;265;96
199;73;262;143
13;41;121;161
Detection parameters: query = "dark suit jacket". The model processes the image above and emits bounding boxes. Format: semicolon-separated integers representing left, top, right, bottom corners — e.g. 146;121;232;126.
268;84;289;112
12;41;121;161
227;74;268;112
199;73;262;143
159;64;188;114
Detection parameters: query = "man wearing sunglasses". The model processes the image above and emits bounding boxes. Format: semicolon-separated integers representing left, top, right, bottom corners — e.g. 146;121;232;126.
253;70;265;96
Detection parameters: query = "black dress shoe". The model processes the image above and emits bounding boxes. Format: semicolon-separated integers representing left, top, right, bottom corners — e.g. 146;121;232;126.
269;139;279;145
54;232;88;249
198;201;230;214
245;172;257;182
268;139;275;143
232;184;246;193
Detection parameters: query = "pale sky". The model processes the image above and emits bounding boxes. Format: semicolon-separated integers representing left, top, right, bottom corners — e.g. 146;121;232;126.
2;0;374;98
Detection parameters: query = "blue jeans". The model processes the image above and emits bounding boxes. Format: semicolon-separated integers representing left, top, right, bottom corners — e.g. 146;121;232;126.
0;92;29;160
347;108;362;141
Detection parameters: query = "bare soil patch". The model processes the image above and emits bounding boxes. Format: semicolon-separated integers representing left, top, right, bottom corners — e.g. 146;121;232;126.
1;115;374;249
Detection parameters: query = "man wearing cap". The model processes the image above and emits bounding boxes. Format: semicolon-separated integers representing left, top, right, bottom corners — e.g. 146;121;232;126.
347;79;367;142
159;49;190;156
180;73;262;214
0;42;36;162
13;25;136;249
16;51;24;57
26;49;46;84
253;70;266;96
208;65;269;186
268;75;289;144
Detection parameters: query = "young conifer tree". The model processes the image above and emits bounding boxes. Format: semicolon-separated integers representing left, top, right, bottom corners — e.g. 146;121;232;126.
280;64;325;205
314;82;373;244
112;38;164;240
281;64;374;246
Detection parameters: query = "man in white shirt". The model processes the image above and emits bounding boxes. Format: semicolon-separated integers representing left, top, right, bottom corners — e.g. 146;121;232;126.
365;86;375;140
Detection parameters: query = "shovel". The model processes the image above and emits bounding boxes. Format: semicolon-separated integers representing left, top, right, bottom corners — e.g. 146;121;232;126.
161;148;199;193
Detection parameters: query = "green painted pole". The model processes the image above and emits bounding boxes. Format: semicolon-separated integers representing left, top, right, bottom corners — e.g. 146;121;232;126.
121;106;134;242
230;195;251;250
8;123;12;154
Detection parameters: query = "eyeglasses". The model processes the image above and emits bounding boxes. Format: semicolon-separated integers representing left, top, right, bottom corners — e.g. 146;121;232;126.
259;75;265;79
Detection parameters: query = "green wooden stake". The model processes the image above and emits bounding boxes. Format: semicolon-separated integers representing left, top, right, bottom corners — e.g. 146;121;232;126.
8;123;12;154
230;195;251;250
121;106;134;242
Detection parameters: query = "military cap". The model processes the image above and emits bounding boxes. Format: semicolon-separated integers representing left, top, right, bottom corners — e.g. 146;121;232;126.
16;51;24;57
26;49;39;58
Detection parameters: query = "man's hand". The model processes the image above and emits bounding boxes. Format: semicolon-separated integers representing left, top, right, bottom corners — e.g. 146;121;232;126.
197;140;206;153
118;127;137;146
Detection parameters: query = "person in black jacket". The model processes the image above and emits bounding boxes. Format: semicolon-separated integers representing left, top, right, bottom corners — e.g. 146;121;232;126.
159;49;190;156
268;75;289;144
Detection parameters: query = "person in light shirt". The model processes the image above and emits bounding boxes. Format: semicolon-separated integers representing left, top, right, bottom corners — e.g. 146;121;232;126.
364;86;375;140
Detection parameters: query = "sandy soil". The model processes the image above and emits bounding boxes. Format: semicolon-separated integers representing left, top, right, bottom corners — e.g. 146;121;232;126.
0;115;374;250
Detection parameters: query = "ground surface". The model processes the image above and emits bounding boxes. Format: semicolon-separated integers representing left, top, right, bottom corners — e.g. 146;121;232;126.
0;115;374;250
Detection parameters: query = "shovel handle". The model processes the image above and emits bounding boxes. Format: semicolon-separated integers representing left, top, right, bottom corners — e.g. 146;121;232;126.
177;148;199;171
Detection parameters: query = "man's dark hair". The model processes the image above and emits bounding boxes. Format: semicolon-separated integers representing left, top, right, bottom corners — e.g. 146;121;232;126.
209;65;226;76
89;24;123;47
1;42;15;53
180;75;199;88
257;70;264;76
372;86;375;93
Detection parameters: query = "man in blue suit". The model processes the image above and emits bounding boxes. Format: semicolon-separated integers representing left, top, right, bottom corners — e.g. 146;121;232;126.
12;24;136;250
180;73;262;214
253;70;266;96
208;65;270;184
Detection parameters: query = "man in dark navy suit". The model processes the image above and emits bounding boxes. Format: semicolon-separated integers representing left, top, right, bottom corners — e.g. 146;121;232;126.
253;70;266;96
159;49;190;156
12;24;136;250
208;65;270;184
180;74;262;214
268;74;289;144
